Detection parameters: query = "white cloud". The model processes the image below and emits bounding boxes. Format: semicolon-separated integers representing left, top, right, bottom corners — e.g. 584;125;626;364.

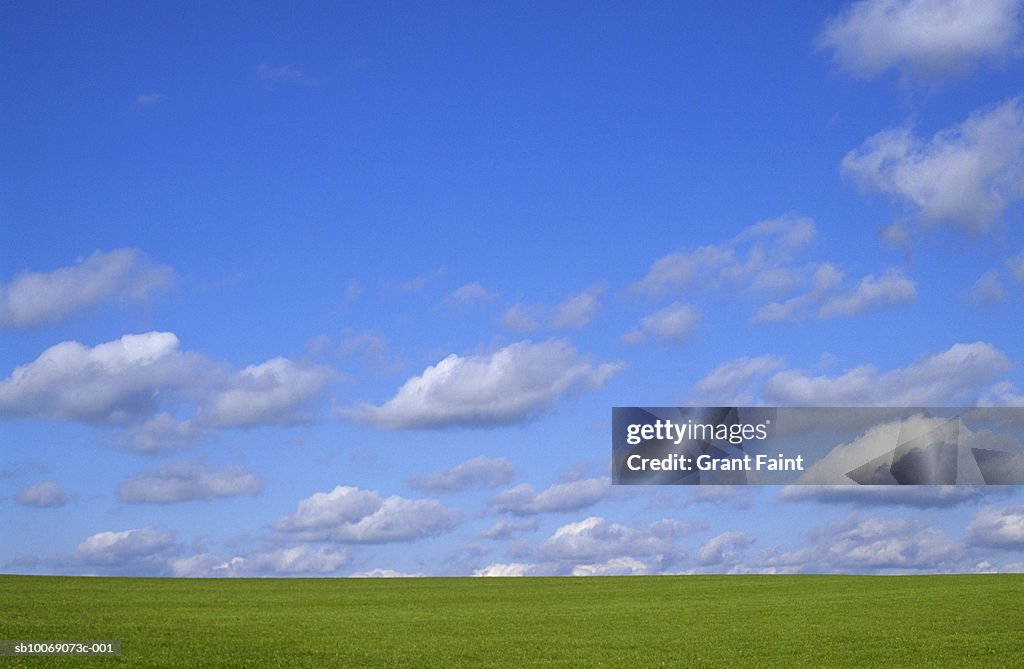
693;343;1013;407
443;282;493;306
501;304;541;332
0;332;334;434
552;285;603;328
275;485;460;543
117;462;263;504
763;342;1012;405
697;531;755;566
120;414;204;452
172;546;350;577
0;332;198;425
473;562;541;577
479;519;539;540
966;506;1024;548
842;97;1024;232
407;456;517;493
966;270;1007;305
635;216;914;322
817;0;1024;80
623;302;699;344
197;357;333;428
73;528;179;572
779;485;984;508
1008;251;1024;282
487;477;610;515
15;481;69;508
817;269;917;317
257;62;318;86
0;249;174;329
633;214;816;297
135;92;165;106
811;515;962;571
692;355;784;405
571;557;650;576
345;340;623;429
537;516;694;563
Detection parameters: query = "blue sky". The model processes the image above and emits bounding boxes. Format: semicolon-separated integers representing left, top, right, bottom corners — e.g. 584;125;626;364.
2;0;1024;577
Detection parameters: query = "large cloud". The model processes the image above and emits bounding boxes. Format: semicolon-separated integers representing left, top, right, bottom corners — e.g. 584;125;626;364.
0;332;335;440
117;462;263;504
0;332;197;425
966;506;1024;548
345;340;623;429
842;97;1024;232
71;528;180;574
274;485;460;543
487;477;610;515
817;0;1023;80
0;249;175;329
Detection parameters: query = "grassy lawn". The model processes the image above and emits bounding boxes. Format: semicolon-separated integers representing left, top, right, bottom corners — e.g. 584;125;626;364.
1;574;1021;667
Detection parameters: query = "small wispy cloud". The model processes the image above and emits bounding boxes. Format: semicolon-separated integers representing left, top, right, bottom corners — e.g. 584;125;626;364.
257;63;319;87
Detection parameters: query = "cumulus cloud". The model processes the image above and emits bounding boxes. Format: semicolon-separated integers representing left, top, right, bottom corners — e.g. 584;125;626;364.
117;462;263;504
473;562;542;577
15;481;69;508
344;340;623;429
966;506;1024;548
693;342;1012;407
622;302;699;344
552;285;603;328
817;270;917;317
443;282;493;306
501;304;541;332
487;477;610;515
71;528;180;574
817;0;1024;80
763;342;1011;405
197;357;333;428
407;456;517;493
1009;251;1024;282
120;414;205;452
779;485;985;508
0;332;198;425
0;331;336;440
479;518;539;540
0;249;174;329
810;515;962;572
697;531;755;566
633;215;816;297
537;516;694;563
965;270;1008;305
691;355;784;405
172;545;349;577
275;485;460;543
634;216;916;322
571;557;650;576
842;97;1024;232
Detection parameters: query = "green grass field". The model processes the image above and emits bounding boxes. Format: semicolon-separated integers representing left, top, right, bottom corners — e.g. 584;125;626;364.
2;574;1021;667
